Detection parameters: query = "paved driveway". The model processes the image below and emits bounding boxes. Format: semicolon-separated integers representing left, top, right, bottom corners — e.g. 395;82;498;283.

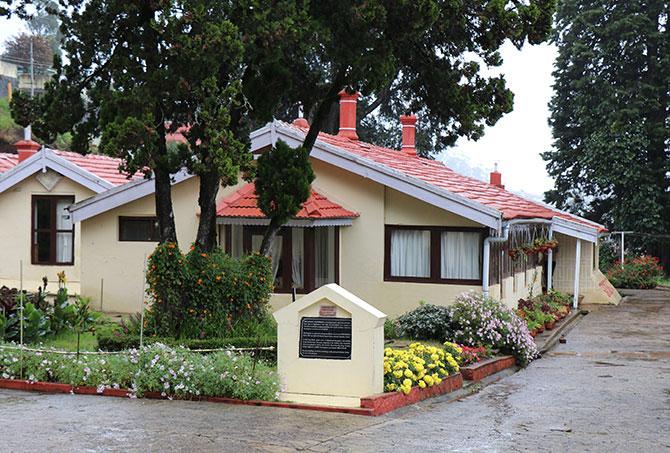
2;290;669;452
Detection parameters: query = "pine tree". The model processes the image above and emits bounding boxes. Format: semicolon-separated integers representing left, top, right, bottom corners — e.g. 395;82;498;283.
544;0;670;235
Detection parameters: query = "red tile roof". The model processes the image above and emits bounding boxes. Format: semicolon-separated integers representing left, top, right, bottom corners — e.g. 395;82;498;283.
217;183;359;220
286;123;604;232
0;149;141;186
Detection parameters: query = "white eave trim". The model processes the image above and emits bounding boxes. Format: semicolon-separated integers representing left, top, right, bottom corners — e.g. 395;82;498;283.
69;169;193;222
217;217;355;227
252;121;503;231
552;217;599;243
0;148;115;194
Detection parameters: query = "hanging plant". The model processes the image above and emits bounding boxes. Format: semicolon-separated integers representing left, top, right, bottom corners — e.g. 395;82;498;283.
508;238;558;261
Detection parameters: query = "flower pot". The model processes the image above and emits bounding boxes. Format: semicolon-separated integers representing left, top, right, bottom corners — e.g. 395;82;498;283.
545;320;556;330
537;326;545;334
530;329;537;338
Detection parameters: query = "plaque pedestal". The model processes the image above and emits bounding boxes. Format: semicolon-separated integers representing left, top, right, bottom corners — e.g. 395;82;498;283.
273;284;387;407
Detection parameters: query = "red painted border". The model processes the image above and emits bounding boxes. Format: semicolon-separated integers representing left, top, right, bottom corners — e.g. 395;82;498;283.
360;373;463;416
0;373;466;417
460;356;517;381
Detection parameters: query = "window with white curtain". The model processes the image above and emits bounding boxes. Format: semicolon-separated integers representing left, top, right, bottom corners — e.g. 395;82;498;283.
32;195;75;265
389;229;430;278
385;226;483;283
440;231;482;280
220;225;338;293
315;227;335;287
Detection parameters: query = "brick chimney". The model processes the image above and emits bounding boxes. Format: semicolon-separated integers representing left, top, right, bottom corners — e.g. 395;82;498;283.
400;114;417;155
16;135;41;163
490;163;504;189
337;90;359;140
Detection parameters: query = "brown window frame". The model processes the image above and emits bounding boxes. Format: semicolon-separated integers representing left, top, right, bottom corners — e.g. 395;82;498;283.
31;195;75;266
118;216;160;242
225;225;339;294
384;225;486;285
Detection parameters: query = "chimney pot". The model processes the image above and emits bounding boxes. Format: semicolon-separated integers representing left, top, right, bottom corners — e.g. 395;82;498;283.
490;164;504;189
400;114;417;156
338;90;359;140
15;139;41;163
292;117;310;128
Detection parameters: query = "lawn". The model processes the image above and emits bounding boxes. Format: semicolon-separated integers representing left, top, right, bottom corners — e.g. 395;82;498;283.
41;331;99;351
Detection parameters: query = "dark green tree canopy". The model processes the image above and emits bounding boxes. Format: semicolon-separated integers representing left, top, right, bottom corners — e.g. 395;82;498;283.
543;0;669;234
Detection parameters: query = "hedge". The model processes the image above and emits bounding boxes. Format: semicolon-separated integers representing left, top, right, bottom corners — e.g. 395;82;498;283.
96;331;277;361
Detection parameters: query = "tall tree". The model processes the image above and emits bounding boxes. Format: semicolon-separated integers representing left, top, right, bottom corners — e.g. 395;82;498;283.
543;0;670;235
256;0;557;253
2;32;54;71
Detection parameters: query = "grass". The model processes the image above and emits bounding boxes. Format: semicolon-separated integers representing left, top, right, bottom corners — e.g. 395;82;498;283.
42;331;98;351
656;277;670;287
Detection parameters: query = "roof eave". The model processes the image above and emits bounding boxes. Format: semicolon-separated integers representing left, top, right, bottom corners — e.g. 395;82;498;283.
0;148;115;195
253;122;503;231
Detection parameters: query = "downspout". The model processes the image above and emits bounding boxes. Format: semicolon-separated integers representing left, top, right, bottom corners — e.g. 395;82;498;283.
547;225;554;290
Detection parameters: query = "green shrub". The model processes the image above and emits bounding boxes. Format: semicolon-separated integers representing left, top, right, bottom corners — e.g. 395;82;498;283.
146;243;274;338
96;330;277;362
607;255;664;289
0;343;280;401
384;319;399;340
396;303;452;341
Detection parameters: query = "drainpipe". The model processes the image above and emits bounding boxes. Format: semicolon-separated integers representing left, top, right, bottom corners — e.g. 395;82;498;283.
482;218;554;298
573;239;581;309
547;225;554;290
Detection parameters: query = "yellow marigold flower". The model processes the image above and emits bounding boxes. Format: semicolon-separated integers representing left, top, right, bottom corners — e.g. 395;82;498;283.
414;363;424;372
423;375;434;386
401;385;412;395
393;370;404;379
428;363;436;369
418;380;426;389
403;378;412;388
404;369;414;378
435;377;442;385
386;383;396;391
430;353;439;361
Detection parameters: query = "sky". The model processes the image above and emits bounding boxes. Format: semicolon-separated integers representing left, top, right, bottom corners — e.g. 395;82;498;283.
0;15;558;199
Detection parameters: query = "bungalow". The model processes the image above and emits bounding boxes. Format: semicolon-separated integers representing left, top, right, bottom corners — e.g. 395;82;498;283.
0;93;621;316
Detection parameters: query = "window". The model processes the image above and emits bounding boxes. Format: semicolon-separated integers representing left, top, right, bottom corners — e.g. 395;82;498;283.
32;195;75;265
385;225;484;284
222;225;339;293
119;217;160;242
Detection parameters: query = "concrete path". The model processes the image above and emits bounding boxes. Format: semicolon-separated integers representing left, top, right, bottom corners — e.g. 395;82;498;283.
2;290;669;452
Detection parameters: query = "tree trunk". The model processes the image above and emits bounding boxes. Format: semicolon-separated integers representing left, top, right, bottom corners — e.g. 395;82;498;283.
259;216;282;257
194;170;220;252
154;166;178;244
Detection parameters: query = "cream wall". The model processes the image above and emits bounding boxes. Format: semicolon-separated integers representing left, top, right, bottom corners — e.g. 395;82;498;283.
271;160;484;318
552;233;621;305
0;172;94;293
489;266;544;309
80;177;244;312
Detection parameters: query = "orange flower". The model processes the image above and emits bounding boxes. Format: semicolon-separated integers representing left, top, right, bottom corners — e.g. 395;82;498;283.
201;253;207;257
246;303;251;310
216;275;222;282
197;278;203;285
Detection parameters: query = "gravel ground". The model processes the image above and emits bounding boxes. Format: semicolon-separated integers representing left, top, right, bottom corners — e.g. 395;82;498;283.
1;289;668;452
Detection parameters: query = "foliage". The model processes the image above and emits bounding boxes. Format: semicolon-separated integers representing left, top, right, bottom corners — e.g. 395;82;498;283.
51;273;76;333
1;32;55;71
517;290;572;332
384;319;399;340
396;303;452;341
543;0;670;239
146;243;274;338
0;343;280;401
383;343;459;394
508;238;558;261
607;255;664;289
254;140;314;253
449;292;538;366
598;238;619;273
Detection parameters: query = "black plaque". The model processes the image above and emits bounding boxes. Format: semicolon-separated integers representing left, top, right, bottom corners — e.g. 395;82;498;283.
299;317;352;360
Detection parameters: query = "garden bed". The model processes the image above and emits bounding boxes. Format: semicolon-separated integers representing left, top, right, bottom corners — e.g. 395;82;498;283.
361;372;463;416
460;356;516;381
0;373;465;417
